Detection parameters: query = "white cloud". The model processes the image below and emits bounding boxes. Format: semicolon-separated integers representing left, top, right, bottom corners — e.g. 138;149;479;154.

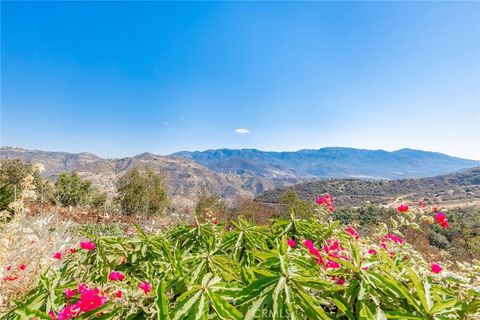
234;128;250;134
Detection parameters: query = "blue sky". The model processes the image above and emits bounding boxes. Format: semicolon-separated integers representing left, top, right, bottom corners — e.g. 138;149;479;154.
1;1;479;159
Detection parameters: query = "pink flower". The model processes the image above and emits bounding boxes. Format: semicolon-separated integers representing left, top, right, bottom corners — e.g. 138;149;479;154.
336;278;345;285
434;212;449;229
431;263;442;274
48;311;57;320
19;264;26;270
287;239;296;248
382;234;404;245
65;288;77;299
368;249;378;255
108;271;125;281
76;284;107;312
115;290;123;298
309;247;321;257
68;248;77;254
325;260;340;269
139;281;152;294
57;303;77;320
316;194;335;212
80;241;96;251
397;204;409;213
53;251;62;260
304;240;314;248
344;226;360;240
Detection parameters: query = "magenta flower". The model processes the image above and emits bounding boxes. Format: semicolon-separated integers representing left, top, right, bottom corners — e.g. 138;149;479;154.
108;271;125;281
316;194;335;212
431;263;442;274
368;249;378;255
397;204;409;212
57;303;77;320
344;226;360;240
325;260;340;269
53;251;62;260
287;239;296;248
434;212;449;229
65;288;77;299
80;241;96;251
336;278;346;285
382;234;404;245
75;283;107;312
115;290;123;298
304;239;314;248
139;281;152;294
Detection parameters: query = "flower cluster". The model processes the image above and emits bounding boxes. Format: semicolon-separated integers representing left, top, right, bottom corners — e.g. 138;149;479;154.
49;284;107;319
323;239;349;269
434;212;449;229
344;226;360;240
303;239;350;269
316;194;335;212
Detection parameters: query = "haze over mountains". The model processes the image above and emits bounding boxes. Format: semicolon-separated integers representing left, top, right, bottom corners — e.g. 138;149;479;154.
172;147;479;179
1;146;479;208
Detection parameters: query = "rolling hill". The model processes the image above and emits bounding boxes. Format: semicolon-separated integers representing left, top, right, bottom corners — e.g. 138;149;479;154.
0;147;299;208
2;146;479;209
255;167;480;208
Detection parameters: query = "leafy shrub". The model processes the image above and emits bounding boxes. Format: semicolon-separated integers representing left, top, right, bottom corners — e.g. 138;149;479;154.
54;172;106;209
429;232;450;249
115;166;169;216
2;207;479;319
0;159;48;212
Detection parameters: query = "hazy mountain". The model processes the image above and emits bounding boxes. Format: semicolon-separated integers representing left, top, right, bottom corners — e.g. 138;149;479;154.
2;146;479;209
172;147;480;179
255;167;480;208
0;147;299;208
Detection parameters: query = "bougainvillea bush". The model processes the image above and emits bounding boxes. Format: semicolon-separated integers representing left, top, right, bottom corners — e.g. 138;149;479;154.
2;198;480;319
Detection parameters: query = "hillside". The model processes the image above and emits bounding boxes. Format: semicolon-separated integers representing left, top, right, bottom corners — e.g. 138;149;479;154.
0;147;299;207
256;167;480;208
173;147;480;179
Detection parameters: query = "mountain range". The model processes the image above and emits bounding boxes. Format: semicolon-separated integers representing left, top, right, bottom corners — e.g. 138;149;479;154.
1;146;479;208
172;147;479;179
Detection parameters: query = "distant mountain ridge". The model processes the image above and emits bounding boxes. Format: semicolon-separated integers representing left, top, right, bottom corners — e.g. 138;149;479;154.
2;146;479;209
172;147;480;179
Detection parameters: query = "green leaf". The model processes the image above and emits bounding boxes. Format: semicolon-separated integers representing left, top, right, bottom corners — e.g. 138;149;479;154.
156;280;170;320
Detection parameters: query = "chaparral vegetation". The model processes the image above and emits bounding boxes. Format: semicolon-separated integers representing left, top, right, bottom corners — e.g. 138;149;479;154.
0;163;479;319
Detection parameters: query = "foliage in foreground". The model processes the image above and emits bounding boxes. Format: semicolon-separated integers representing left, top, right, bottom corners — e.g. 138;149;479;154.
2;208;479;319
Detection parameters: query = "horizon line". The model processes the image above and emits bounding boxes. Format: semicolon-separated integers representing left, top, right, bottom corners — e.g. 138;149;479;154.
2;145;479;162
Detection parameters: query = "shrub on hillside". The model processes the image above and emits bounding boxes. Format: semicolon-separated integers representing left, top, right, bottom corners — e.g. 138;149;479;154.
54;172;106;209
0;159;49;212
115;166;169;216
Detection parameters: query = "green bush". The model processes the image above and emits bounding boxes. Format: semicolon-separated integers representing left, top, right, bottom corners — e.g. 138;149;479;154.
3;211;479;319
54;172;106;208
115;166;169;216
0;159;48;212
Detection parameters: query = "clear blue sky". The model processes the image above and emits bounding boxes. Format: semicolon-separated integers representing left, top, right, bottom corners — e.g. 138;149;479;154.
1;1;479;159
